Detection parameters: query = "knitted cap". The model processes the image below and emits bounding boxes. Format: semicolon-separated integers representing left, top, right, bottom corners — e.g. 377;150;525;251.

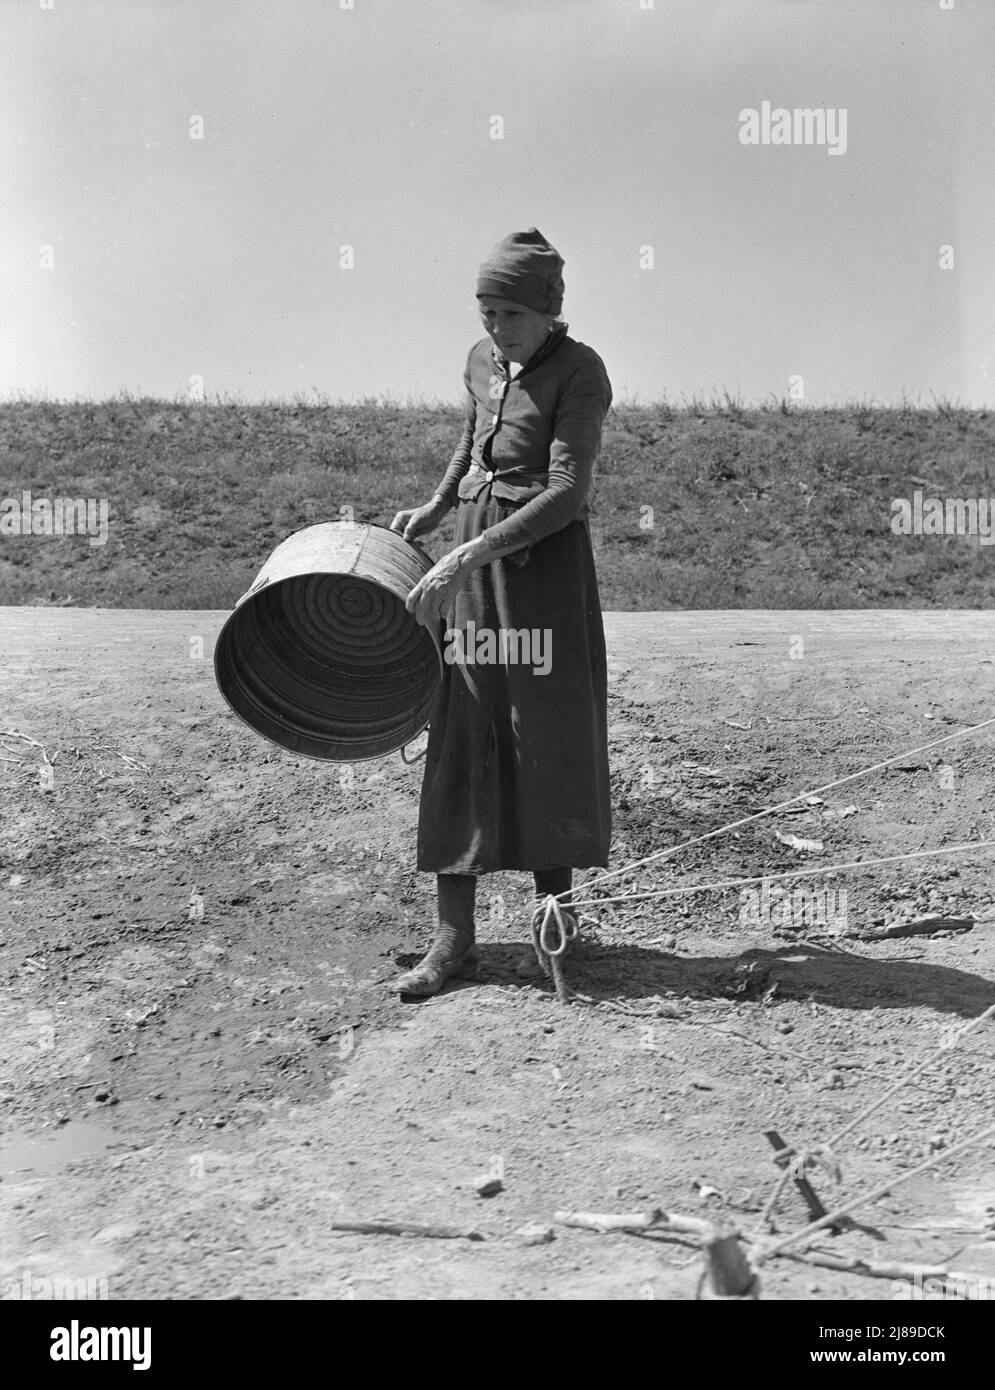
476;227;564;315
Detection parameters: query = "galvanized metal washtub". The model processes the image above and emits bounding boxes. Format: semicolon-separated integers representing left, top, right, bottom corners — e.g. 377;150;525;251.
214;521;442;761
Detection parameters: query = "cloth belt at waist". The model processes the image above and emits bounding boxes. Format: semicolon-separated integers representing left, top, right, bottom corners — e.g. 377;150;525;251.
457;461;549;505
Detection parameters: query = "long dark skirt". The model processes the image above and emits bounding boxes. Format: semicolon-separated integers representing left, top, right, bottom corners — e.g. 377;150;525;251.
417;494;611;873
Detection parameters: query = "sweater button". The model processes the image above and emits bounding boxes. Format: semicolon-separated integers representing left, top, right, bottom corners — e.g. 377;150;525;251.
485;470;494;481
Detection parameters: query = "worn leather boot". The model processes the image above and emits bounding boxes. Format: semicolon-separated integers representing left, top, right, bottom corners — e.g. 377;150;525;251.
392;873;479;996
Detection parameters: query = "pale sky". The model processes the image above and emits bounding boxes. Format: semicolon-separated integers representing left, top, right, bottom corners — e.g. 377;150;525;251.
2;0;993;406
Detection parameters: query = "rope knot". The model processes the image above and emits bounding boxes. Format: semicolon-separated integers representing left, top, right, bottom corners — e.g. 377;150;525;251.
530;894;579;1003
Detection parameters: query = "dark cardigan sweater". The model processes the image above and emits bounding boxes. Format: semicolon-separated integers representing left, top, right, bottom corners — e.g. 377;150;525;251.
435;324;613;552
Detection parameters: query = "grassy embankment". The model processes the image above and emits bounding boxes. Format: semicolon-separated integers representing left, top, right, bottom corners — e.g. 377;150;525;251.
1;397;993;608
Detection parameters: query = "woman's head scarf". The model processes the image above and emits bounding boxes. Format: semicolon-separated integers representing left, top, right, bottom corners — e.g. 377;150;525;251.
476;228;564;315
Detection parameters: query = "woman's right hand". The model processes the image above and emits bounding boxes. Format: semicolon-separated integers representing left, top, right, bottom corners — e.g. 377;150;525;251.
390;497;450;544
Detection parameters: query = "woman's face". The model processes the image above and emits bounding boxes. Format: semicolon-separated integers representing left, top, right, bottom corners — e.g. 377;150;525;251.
478;297;553;364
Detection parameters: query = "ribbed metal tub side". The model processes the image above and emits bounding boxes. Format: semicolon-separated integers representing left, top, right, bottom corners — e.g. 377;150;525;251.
213;522;442;761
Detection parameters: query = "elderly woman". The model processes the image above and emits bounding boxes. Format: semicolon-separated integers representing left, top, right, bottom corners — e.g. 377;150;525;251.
389;228;612;996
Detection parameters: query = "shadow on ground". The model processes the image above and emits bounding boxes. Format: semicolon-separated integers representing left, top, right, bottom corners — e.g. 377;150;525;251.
456;939;995;1018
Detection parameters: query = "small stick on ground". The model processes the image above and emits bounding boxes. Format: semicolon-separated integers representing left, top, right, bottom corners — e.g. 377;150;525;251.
776;1246;993;1294
555;1208;714;1238
329;1219;484;1241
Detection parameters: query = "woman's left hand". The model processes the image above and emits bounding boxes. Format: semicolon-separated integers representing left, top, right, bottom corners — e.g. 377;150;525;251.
406;547;473;627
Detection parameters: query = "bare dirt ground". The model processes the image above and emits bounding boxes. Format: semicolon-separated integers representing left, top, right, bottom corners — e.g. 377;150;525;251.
1;609;993;1301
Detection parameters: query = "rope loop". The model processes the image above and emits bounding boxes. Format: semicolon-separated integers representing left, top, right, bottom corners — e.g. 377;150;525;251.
534;894;578;957
530;896;578;1004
